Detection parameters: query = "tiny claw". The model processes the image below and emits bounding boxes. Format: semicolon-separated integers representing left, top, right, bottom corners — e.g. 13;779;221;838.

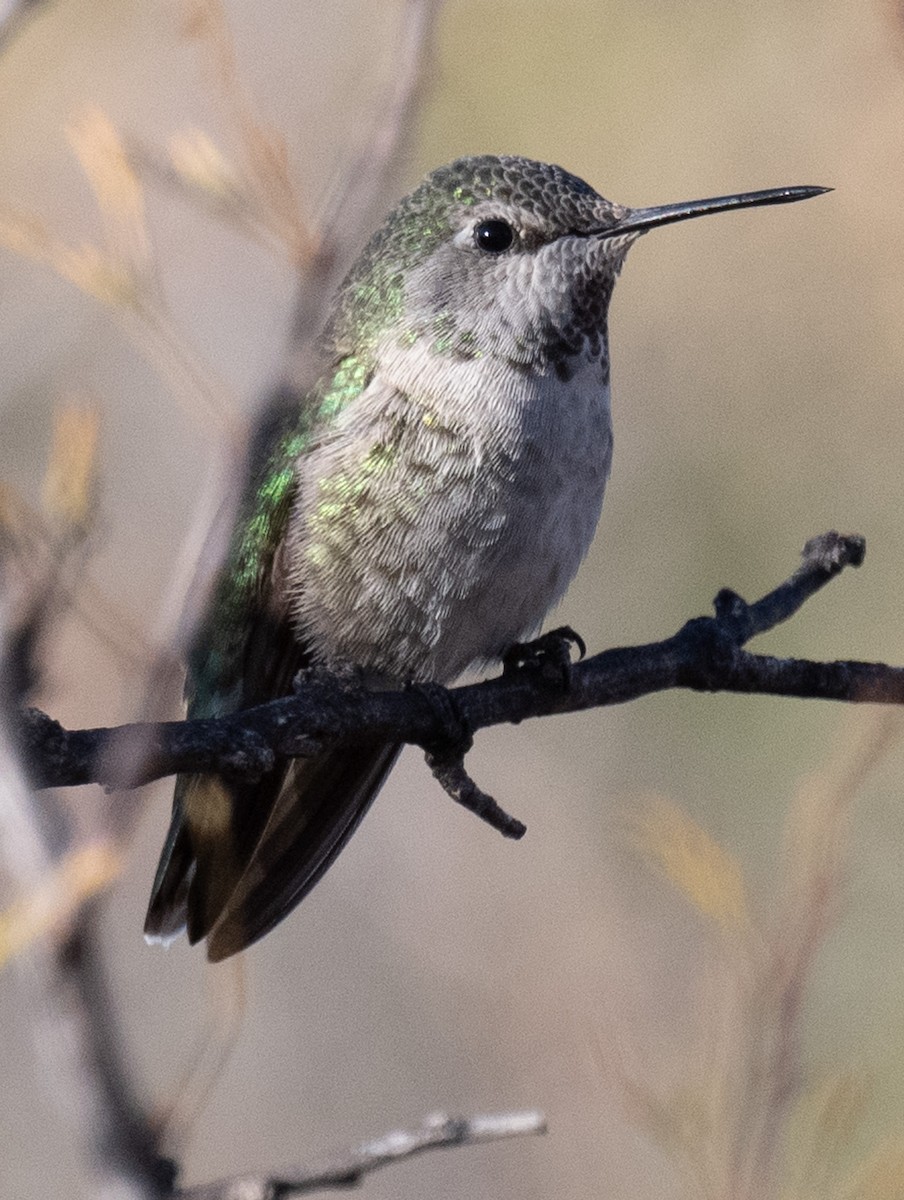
502;625;586;689
553;625;587;660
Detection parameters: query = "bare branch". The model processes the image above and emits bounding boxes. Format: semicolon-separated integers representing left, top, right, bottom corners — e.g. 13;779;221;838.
50;913;178;1197
177;1110;546;1199
18;532;900;831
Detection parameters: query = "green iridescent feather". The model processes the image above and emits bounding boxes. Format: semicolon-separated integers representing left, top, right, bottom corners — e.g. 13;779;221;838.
185;354;374;720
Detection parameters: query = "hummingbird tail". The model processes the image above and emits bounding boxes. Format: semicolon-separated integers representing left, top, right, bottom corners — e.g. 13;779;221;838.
204;737;400;962
143;786;196;945
144;738;399;961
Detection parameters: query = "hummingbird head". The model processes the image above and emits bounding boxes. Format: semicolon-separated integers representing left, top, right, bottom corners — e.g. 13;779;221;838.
330;155;633;370
328;155;828;372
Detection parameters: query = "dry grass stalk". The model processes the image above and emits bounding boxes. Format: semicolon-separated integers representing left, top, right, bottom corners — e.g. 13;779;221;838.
176;0;315;266
618;711;904;1200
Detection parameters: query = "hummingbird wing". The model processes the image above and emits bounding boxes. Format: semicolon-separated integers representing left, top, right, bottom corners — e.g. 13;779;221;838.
144;387;398;959
143;396;311;945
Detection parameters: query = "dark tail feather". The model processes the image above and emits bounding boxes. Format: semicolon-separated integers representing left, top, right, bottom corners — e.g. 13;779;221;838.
205;738;399;961
143;739;398;961
143;792;196;945
145;757;313;948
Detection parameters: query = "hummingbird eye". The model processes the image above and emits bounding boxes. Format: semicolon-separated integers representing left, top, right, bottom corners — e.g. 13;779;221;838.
473;219;516;253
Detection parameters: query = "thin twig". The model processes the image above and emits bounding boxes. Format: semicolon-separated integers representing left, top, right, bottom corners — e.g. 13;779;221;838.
177;1110;547;1200
426;748;527;838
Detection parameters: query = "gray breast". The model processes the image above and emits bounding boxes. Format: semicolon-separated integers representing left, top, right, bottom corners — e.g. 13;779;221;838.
287;345;612;682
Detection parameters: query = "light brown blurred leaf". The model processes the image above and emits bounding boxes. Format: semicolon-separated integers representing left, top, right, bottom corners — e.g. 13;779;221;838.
0;842;121;969
66;106;152;283
175;0;311;263
0;204;142;307
41;402;100;535
636;796;749;931
167;127;243;207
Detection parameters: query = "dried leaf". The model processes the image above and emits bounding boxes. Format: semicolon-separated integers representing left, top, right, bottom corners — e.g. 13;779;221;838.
0;207;139;306
0;109;154;308
175;0;312;263
41;402;100;533
0;842;121;967
637;797;749;931
168;127;243;205
66;106;152;285
0;206;55;260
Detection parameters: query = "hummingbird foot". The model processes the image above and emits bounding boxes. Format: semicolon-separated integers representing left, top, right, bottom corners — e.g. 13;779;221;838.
407;680;473;758
408;681;526;840
502;625;587;690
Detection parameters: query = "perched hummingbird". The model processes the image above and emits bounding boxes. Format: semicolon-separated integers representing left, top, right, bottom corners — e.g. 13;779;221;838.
144;155;827;961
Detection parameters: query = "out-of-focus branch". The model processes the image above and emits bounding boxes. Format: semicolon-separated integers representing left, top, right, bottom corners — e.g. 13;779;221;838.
178;1111;547;1200
0;645;172;1196
323;0;442;230
50;912;178;1197
2;711;541;1194
19;532;899;837
0;0;53;55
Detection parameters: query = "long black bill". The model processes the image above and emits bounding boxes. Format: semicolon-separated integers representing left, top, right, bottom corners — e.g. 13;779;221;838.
610;185;831;236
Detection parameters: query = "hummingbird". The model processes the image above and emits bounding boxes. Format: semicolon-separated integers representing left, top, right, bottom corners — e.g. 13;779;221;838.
144;155;828;961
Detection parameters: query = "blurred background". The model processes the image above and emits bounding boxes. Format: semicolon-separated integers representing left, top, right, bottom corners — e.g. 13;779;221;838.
1;1;904;1196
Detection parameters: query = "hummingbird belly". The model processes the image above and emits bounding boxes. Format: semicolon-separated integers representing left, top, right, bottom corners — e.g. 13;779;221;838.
288;351;612;683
